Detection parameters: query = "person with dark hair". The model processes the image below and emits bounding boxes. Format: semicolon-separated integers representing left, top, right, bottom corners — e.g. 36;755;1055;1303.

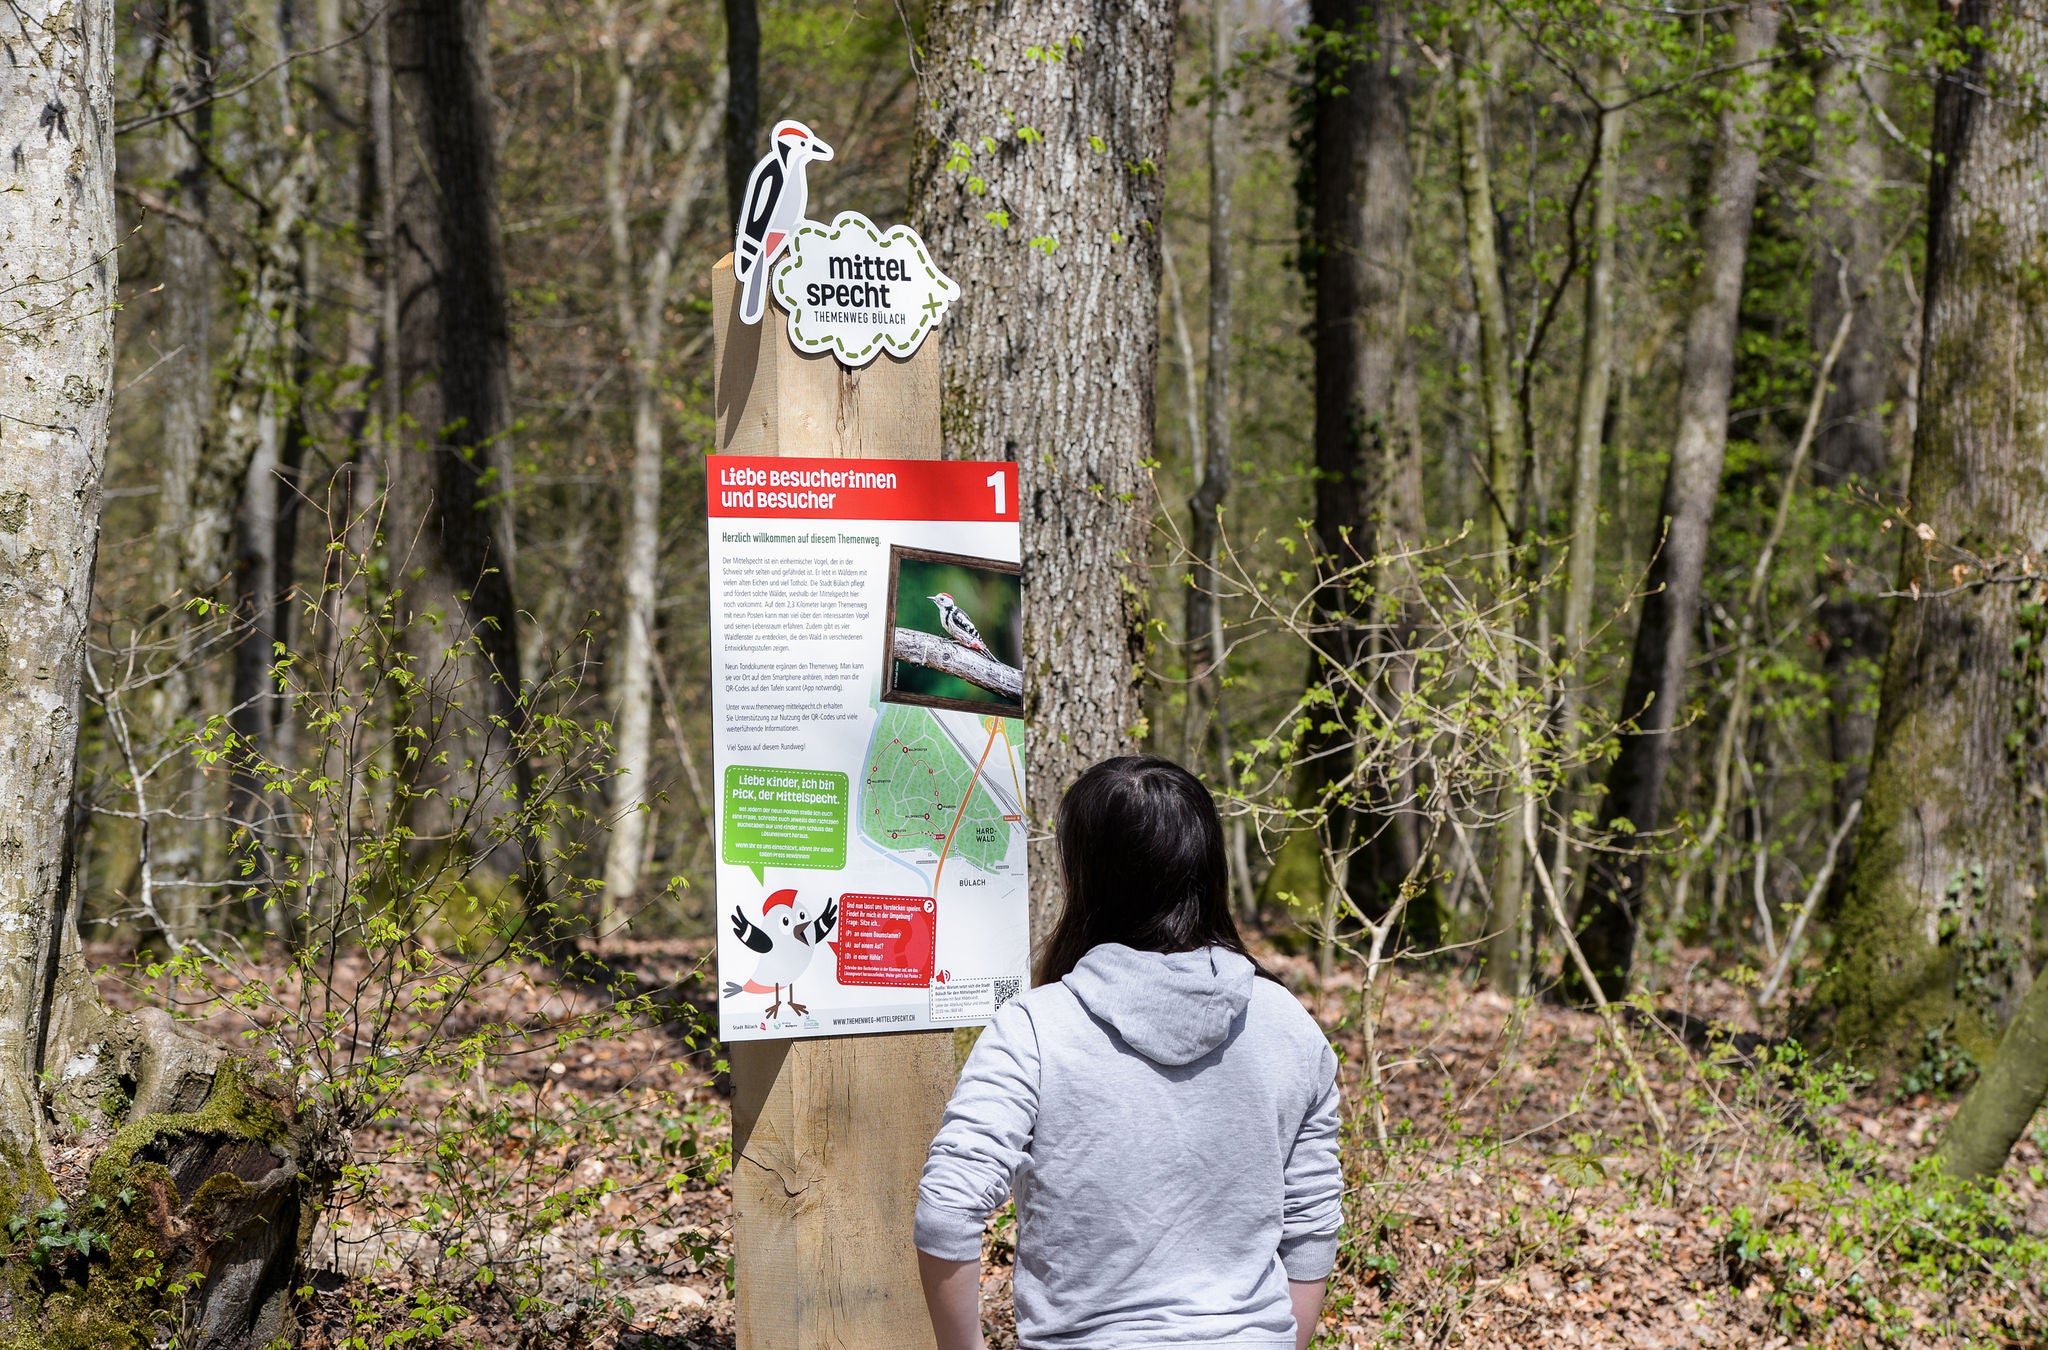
914;755;1343;1350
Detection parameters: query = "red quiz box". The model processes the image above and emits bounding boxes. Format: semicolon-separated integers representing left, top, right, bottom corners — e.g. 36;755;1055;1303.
835;893;936;988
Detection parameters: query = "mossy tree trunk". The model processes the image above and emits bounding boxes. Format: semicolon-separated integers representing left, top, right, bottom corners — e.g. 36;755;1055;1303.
1815;0;2048;1060
0;4;332;1345
911;0;1176;955
1570;0;1781;998
1937;958;2048;1180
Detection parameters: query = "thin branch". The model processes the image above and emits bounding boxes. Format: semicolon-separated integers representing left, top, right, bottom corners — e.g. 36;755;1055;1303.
890;628;1023;701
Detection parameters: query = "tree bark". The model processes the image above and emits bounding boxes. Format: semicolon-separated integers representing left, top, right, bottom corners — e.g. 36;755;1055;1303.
387;0;540;893
220;0;316;920
1552;52;1623;910
151;0;217;942
1560;53;1621;752
1810;33;1893;838
1279;0;1418;937
1816;0;2048;1056
1182;0;1235;765
722;0;759;231
0;0;120;1186
1571;2;1781;999
911;0;1175;956
1936;955;2048;1180
598;3;724;935
1453;8;1529;990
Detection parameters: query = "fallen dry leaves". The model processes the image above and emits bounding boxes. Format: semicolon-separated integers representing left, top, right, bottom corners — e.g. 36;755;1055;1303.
88;938;2048;1348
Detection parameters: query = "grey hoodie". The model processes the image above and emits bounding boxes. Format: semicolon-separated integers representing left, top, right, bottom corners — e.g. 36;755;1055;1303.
916;944;1343;1349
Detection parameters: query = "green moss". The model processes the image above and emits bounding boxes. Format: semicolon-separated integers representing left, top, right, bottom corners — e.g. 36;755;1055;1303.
88;1057;287;1200
0;1060;295;1347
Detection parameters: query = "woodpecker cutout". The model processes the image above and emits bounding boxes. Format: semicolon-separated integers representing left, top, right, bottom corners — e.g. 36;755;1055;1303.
929;592;996;658
733;120;835;326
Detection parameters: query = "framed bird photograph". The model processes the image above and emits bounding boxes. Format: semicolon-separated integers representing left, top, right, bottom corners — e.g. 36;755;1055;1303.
881;545;1024;718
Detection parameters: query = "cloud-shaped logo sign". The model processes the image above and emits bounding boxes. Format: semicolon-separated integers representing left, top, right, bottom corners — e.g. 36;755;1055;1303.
771;211;960;368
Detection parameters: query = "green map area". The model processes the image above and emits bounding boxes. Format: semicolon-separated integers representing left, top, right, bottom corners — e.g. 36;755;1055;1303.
859;703;1017;876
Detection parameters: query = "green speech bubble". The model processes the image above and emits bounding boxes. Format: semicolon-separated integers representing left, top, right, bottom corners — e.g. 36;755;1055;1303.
721;765;850;880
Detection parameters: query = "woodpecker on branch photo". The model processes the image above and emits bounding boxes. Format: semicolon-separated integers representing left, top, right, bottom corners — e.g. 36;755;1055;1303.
928;592;996;659
724;888;839;1018
732;120;834;326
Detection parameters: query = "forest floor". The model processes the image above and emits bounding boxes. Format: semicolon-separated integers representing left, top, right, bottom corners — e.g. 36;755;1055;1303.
99;936;2048;1348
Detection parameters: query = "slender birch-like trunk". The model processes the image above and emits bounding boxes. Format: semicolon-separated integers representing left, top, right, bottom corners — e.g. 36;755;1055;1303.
1453;8;1530;991
1573;2;1781;998
598;2;725;934
0;0;119;1181
1552;52;1624;899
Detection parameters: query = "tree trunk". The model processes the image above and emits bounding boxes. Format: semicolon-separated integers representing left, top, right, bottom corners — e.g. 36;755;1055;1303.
1810;34;1893;837
722;0;759;230
152;0;217;943
1936;956;2048;1180
2;6;329;1343
1453;8;1530;991
911;0;1175;955
1560;53;1621;758
1182;0;1235;764
1816;0;2048;1057
1271;0;1417;938
1552;52;1623;907
387;0;540;895
221;0;316;921
1571;2;1781;999
598;3;724;935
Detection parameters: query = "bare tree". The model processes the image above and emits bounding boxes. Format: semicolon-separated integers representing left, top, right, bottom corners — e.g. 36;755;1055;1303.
912;0;1176;951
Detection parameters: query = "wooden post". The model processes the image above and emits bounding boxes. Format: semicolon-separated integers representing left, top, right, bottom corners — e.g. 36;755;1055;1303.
713;253;958;1350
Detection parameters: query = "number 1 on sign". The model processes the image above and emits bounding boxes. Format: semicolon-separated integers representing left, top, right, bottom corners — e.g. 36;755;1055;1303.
987;471;1006;516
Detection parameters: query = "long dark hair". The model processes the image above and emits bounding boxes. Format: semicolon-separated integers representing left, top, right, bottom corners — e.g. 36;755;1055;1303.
1034;755;1255;985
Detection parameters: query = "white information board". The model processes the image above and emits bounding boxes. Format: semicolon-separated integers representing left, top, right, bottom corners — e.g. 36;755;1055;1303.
707;455;1029;1042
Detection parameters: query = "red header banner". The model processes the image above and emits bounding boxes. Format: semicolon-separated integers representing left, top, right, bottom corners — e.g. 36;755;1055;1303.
706;454;1018;522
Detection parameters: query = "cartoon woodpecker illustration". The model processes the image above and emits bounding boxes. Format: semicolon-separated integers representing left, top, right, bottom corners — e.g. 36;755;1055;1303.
724;888;839;1018
929;592;995;659
733;120;835;326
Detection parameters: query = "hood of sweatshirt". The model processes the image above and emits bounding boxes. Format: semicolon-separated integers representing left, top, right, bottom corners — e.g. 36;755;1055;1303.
1061;943;1255;1066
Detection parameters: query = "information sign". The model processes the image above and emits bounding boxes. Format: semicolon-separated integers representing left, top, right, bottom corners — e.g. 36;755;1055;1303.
709;455;1029;1041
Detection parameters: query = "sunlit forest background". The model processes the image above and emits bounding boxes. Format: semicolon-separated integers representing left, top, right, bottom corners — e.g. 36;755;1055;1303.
8;0;2048;1343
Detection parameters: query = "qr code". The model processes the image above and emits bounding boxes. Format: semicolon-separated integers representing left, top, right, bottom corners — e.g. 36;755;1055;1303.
993;978;1022;1010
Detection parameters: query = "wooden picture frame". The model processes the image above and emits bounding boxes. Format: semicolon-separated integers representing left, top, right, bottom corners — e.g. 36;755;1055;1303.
880;544;1023;717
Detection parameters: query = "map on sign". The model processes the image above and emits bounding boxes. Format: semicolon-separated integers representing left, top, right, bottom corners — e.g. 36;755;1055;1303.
859;703;1023;890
